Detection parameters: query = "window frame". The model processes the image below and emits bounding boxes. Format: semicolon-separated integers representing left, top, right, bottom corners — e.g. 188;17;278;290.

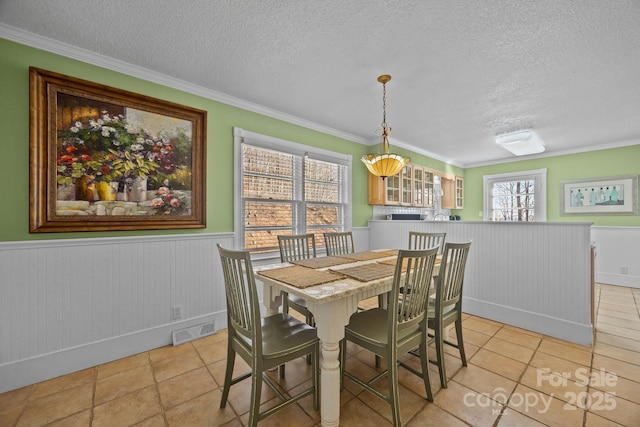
234;127;352;259
483;168;547;222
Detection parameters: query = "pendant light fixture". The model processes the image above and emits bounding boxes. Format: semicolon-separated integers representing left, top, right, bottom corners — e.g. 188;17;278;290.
361;74;410;179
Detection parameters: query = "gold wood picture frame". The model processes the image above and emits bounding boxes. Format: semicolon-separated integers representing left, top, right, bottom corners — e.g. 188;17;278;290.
29;67;207;232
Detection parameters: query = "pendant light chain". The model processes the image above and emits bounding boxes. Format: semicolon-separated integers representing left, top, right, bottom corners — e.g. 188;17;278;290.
381;79;387;130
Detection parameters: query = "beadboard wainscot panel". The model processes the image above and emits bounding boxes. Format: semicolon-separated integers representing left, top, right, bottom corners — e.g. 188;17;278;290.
368;220;593;346
0;233;234;393
352;227;370;253
591;226;640;289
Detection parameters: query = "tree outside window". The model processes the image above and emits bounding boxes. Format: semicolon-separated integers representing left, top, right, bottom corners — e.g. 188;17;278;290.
484;169;547;222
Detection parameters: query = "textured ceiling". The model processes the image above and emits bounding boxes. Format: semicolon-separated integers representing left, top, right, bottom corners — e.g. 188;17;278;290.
2;0;640;166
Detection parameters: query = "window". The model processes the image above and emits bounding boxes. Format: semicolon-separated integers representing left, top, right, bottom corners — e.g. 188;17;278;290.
234;128;351;257
483;169;547;221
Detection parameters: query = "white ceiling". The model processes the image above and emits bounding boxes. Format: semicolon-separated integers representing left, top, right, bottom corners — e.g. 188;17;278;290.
2;0;640;167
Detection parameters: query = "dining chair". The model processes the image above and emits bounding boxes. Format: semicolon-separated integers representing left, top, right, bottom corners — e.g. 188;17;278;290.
277;233;316;375
408;231;446;254
426;240;472;388
408;231;446;294
278;233;316;326
340;247;439;426
323;231;355;255
217;244;320;426
324;231;386;313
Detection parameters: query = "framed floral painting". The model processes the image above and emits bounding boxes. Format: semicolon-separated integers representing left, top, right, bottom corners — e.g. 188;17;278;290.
29;67;206;232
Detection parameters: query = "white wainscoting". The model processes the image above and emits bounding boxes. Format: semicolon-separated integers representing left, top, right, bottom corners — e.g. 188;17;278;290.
369;220;594;347
1;224;616;393
0;233;234;393
591;226;640;289
352;227;370;253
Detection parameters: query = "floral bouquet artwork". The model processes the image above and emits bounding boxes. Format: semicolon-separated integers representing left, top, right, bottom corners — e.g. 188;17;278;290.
57;110;193;216
151;180;189;215
30;67;206;232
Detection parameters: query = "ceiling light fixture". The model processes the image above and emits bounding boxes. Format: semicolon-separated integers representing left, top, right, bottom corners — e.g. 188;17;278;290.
361;74;410;179
495;130;545;156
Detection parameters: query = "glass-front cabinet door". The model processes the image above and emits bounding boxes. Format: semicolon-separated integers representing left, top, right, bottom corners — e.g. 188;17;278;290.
424;169;434;207
441;175;464;209
385;171;401;204
401;165;413;204
455;176;464;208
367;163;447;207
413;166;424;206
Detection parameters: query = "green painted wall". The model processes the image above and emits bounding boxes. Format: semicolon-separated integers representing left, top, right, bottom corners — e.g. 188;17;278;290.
0;38;380;241
459;146;640;226
1;38;637;242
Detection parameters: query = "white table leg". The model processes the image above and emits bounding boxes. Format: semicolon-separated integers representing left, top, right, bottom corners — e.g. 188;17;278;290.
308;297;359;427
319;339;340;427
262;282;283;316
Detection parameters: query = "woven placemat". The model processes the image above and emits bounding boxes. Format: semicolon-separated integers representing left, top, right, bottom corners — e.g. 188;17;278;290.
379;257;404;268
290;256;354;269
336;250;397;261
379;253;442;267
258;265;343;288
330;262;397;282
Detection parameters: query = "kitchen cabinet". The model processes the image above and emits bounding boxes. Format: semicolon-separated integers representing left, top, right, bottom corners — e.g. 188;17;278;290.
455;176;464;208
411;166;435;207
368;167;402;205
441;175;464;209
412;166;424;206
385;169;402;205
367;171;385;205
367;164;435;207
423;168;435;207
401;164;413;204
368;168;400;205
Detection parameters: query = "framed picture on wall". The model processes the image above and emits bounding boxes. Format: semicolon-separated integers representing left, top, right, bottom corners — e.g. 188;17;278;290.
29;67;207;232
559;175;638;216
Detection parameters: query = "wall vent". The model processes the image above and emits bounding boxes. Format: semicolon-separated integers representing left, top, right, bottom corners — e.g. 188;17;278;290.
172;321;216;346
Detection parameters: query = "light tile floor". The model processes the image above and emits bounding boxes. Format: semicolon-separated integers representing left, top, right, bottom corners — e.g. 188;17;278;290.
1;283;639;426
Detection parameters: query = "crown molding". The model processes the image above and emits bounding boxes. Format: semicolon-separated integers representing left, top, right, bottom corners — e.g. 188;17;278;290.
0;23;369;146
386;137;465;168
465;138;640;168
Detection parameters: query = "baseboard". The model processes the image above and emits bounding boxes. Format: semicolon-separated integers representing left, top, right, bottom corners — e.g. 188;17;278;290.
463;297;593;347
596;272;640;289
0;312;227;394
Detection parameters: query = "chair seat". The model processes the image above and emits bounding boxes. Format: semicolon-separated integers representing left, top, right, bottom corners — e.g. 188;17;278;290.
426;300;457;318
346;308;420;347
235;314;317;359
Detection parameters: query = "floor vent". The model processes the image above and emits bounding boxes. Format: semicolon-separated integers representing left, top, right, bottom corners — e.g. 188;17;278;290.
172;321;216;346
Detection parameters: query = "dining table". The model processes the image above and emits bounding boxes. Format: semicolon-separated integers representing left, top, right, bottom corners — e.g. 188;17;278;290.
255;249;441;427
